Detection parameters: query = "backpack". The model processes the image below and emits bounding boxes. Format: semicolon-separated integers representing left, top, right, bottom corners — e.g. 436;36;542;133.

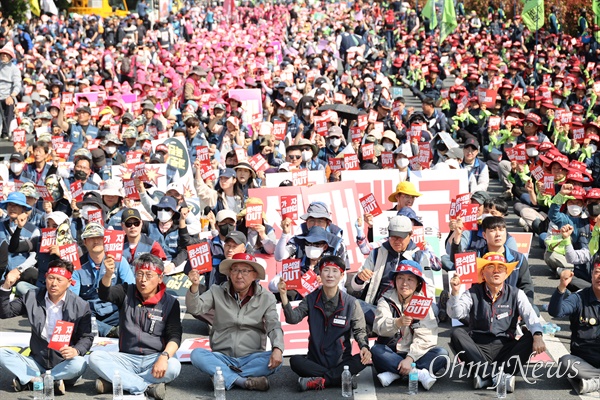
121;56;132;74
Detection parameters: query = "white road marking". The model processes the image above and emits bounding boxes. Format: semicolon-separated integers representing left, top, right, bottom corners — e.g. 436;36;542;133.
354;366;378;400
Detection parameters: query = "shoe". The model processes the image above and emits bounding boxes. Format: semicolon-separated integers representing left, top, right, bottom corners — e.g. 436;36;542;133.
377;371;401;387
244;376;270;391
438;290;449;322
12;378;32;392
54;379;66;395
578;377;600;394
473;375;493;389
499;190;513;201
145;382;166;400
298;377;325;391
418;369;437;390
107;326;120;338
518;218;530;232
95;377;112;394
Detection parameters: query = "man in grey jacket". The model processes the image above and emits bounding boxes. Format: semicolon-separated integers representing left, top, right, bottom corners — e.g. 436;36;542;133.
0;42;22;139
186;253;284;391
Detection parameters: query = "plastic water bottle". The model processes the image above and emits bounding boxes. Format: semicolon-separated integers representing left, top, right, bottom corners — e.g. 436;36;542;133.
113;370;123;400
43;370;54;400
32;371;43;400
91;317;99;337
496;367;507;398
341;365;352;397
214;367;226;400
408;363;418;395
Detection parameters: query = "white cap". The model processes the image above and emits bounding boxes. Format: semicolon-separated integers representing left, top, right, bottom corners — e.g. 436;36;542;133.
216;209;237;223
46;211;69;226
388;215;413;238
166;182;184;195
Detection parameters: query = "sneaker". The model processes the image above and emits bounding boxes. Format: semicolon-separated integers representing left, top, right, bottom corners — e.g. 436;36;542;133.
54;379;66;395
473;375;493;389
298;377;325;391
12;378;32;392
418;369;437;390
499;190;513;201
95;378;112;394
377;372;401;387
578;377;600;394
145;382;166;400
244;376;270;391
518;218;530;232
438;290;449;322
107;326;120;338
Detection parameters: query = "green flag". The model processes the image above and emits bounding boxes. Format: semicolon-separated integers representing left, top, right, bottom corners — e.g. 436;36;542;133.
440;0;458;44
521;0;544;32
422;0;438;31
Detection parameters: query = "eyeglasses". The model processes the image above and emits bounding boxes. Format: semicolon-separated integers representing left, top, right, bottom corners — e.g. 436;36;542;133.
288;155;302;160
484;265;507;273
125;219;141;228
136;271;158;280
523;122;534;127
230;268;255;276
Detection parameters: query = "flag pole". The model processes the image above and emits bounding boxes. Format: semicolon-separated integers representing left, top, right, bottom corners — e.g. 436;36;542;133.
534;3;539;106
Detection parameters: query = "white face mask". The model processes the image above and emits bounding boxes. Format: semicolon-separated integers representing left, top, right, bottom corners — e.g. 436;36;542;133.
10;162;23;174
258;52;266;57
302;150;313;162
526;147;539;157
303;109;311;117
297;82;306;90
552;98;561;106
450;93;457;99
591;144;598;154
105;145;117;155
383;143;394;151
479;213;493;222
305;245;324;260
157;210;174;222
568;205;583;217
281;110;294;119
81;205;99;221
330;138;341;148
396;158;409;169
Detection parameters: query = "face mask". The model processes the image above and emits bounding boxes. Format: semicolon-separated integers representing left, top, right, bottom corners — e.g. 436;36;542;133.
330;138;341;148
591;144;598;153
450;93;457;99
218;223;235;237
552;98;561;106
526;147;539;157
10;162;23;174
317;95;325;102
157;210;174;223
81;205;98;221
351;90;358;98
478;213;493;222
303;109;311;117
568;205;583;217
105;146;117;155
302;150;313;162
383;143;394;151
554;81;563;88
74;169;88;181
297;82;306;90
282;110;294;119
396;158;409;169
258;52;265;57
305;245;324;260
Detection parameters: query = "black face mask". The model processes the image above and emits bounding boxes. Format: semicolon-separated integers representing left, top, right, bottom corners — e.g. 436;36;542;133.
218;223;235;237
74;170;88;181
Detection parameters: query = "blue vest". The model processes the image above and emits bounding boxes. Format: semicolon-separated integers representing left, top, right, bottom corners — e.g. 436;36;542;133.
146;222;178;261
69;124;99;161
469;283;520;340
570;288;600;366
123;234;156;264
0;219;40;272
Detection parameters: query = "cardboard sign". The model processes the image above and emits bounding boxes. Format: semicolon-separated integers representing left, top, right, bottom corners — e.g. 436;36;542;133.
357;114;368;129
196;146;211;165
123;178;139;200
560;112;573;125
343;154;360;170
505;146;527;163
36;185;54;202
315;118;328;136
70;181;84;202
381;151;394;169
368;109;378;123
328;157;344;172
296;270;320;297
478;89;498;108
55;142;73;160
292;169;309;186
403;296;433;319
235;147;247;162
104;230;125;262
48;320;75;351
88;209;104;225
461;203;480;231
40;228;57;253
454;252;478;283
199;164;216;182
245;204;263;227
573;127;586;142
530;164;545;181
58;243;81;269
280;195;299;220
187;242;212;273
418;143;431;168
249;154;269;173
350;126;363;142
359;193;382;217
412;226;426;250
361;143;374;160
282;259;302;290
543;174;555;195
488;116;501;130
273;121;287;141
13;129;26;147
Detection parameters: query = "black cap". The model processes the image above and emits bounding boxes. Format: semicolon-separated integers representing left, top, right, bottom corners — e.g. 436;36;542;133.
10;153;24;162
225;231;247;245
378;98;392;109
122;208;142;222
76;106;92;114
464;138;480;151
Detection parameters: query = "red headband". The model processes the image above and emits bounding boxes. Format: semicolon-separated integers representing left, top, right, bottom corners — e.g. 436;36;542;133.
46;267;74;285
396;264;423;278
321;261;344;272
483;254;507;263
136;263;163;275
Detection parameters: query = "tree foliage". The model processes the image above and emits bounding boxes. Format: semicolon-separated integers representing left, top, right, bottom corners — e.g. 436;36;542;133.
1;0;29;23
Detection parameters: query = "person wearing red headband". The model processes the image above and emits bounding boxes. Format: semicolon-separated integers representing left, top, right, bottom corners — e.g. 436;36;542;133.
0;260;93;395
88;253;182;400
278;255;371;392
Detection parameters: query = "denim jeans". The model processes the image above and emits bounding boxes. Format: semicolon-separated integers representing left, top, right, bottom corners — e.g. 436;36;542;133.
0;348;87;385
371;344;449;375
190;349;280;390
88;351;181;394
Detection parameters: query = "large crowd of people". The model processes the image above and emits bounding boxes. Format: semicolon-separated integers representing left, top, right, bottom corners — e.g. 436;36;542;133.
1;0;600;398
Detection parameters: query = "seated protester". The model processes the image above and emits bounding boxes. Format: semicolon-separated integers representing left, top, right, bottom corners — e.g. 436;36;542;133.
559;224;594;292
121;208;167;265
545;184;590;279
0;260;93;395
448;253;546;392
461;138;489;193
89;254;182;400
8;152;32;183
22;141;57;186
41;174;72;216
371;261;448;389
72;223;135;337
0;192;40;281
548;263;600;394
235;198;277;255
186;253;284;392
101;179;126;229
20;183;46;227
194;166;244;215
68;151;101;191
234;161;259;198
70;192;108;244
351;216;434;327
146;196;181;261
277;256;372;391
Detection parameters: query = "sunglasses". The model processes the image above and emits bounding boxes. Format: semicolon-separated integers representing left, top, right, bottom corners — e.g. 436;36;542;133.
124;219;141;228
288;155;302;160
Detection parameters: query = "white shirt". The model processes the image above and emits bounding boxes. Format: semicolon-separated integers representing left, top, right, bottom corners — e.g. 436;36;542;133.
42;292;67;341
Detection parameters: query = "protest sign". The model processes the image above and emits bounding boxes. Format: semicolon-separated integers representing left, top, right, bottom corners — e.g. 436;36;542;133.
40;229;57;253
88;209;104;225
59;243;81;269
403;296;433;319
70;181;84;202
361;143;374;160
245;204;263;227
281;195;299;220
104;231;125;262
359;194;382;217
187;242;212;273
454;252;478;283
196;146;211;165
282;259;302;290
48;321;75;351
292;169;309;186
249;154;269;173
296;270;320;297
273;121;287;141
343;154;360;170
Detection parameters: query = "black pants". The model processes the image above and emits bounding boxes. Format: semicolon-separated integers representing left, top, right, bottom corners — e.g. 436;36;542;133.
0;98;14;137
290;354;366;387
450;328;534;377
